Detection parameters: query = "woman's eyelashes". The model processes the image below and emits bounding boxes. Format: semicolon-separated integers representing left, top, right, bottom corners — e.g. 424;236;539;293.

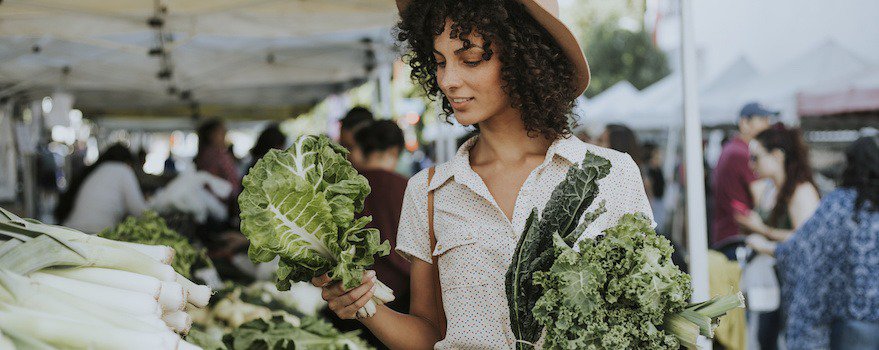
435;60;481;68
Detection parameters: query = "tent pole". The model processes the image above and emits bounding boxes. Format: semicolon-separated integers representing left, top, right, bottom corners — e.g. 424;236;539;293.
680;2;712;349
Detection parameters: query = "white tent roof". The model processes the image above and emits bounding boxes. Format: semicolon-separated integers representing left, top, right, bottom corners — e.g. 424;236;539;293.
797;65;879;117
587;41;868;130
0;0;398;119
701;40;870;124
629;57;760;128
577;80;639;124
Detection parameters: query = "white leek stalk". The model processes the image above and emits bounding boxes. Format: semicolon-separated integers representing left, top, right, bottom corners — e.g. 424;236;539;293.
0;330;14;350
175;273;211;308
161;310;193;334
44;267;162;299
0;304;180;350
0;234;176;281
0;210;174;264
29;272;162;316
0;239;22;257
0;270;167;332
179;340;202;350
159;281;186;311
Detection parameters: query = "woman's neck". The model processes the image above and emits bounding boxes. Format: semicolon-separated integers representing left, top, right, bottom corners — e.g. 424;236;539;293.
471;110;553;165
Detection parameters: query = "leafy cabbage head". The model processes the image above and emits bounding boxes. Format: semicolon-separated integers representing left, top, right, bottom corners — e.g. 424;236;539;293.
239;135;388;290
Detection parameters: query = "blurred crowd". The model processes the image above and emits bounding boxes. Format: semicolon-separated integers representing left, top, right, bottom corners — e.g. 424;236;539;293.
583;102;879;350
43;101;878;349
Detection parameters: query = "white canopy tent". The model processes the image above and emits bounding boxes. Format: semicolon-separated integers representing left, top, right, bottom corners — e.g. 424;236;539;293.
580;56;759;130
576;80;638;125
0;0;399;119
701;40;870;125
797;65;879;117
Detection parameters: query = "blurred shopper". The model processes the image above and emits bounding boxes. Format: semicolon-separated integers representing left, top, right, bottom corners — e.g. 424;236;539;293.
195;118;240;208
599;124;664;214
711;102;776;257
642;142;668;229
597;124;642;165
737;124;820;350
55;143;147;233
354;120;411;311
247;123;287;172
325;120;411;348
737;125;820;243
338;106;375;168
749;136;879;349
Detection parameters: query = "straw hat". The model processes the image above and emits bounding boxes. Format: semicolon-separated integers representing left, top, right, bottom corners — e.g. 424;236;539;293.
395;0;591;96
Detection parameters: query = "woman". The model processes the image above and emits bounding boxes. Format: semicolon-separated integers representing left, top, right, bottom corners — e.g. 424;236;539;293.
737;125;820;243
195;118;241;225
311;1;653;348
737;125;821;350
247;123;286;172
56;143;147;233
750;136;879;349
597;124;642;166
195;118;241;196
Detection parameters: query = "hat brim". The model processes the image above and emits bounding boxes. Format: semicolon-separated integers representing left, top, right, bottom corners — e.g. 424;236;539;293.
396;0;590;97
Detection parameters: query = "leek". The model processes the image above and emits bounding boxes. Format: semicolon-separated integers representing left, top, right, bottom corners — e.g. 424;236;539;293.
0;270;167;332
29;272;162;316
176;273;211;308
44;266;163;299
159;281;187;311
0;304;180;350
162;310;193;334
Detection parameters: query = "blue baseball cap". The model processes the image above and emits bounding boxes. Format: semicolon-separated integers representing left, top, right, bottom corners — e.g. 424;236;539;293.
739;102;780;119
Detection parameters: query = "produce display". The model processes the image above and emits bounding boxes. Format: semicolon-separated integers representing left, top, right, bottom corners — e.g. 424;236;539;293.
186;282;374;350
99;211;208;279
0;207;212;350
506;153;743;349
239;135;394;318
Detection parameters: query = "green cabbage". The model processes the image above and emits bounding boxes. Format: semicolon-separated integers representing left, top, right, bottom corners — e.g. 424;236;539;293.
238;135;390;292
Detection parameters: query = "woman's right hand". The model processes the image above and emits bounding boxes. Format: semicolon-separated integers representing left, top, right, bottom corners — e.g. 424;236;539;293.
311;270;377;320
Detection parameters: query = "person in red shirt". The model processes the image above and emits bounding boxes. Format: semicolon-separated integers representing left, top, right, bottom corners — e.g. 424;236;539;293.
711;102;776;258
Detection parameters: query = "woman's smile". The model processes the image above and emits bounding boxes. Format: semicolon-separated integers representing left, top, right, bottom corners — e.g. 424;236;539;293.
449;97;474;110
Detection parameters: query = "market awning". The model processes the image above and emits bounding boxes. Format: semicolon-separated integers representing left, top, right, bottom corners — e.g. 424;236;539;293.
0;0;398;119
797;66;879;117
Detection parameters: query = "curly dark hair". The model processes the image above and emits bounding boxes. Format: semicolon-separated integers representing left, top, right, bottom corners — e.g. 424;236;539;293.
395;0;578;140
841;136;879;213
754;125;818;226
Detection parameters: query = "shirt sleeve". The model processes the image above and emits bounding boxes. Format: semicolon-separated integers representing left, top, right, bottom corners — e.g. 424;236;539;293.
120;166;148;217
610;154;656;227
394;169;432;264
579;153;656;240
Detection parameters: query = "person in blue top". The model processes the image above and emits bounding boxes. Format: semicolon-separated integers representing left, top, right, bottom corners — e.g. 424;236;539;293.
748;135;879;349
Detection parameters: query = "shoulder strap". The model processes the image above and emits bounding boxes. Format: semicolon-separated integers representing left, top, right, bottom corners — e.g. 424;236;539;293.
426;166;447;337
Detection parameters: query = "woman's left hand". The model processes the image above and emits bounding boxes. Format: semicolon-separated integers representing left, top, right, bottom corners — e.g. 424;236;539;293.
735;210;768;236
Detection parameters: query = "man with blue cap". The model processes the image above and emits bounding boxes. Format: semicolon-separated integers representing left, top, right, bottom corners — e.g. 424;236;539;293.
711;101;779;256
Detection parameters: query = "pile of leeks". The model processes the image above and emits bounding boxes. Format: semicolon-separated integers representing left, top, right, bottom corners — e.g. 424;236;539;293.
0;207;212;350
